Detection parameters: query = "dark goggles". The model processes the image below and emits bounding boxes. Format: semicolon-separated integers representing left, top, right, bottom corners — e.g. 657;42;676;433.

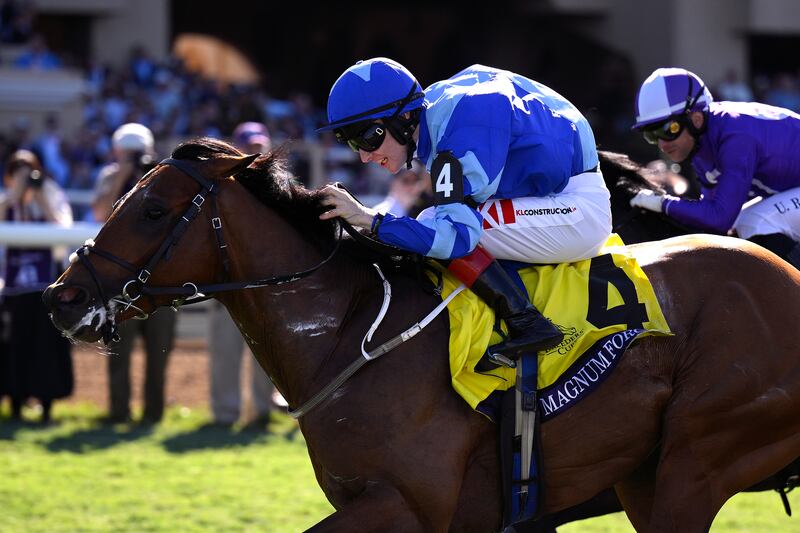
642;118;686;144
334;121;386;153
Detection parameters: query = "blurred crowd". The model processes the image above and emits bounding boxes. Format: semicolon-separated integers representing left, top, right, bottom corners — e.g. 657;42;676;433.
0;2;798;214
2;1;800;215
0;2;397;225
3;0;800;424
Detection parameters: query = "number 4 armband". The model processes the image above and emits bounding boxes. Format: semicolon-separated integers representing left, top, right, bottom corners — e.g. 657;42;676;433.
430;151;464;205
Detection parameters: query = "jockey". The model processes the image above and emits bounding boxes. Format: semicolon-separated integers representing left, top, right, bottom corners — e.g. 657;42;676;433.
631;67;800;267
319;57;612;360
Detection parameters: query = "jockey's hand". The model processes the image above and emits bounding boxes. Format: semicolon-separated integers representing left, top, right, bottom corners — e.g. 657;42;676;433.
630;189;665;213
319;184;377;229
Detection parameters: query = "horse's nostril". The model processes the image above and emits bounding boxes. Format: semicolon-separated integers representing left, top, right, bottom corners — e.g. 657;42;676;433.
55;286;88;306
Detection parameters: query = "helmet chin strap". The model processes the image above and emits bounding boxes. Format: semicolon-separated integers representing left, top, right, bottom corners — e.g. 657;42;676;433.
685;111;707;159
682;81;707;154
384;108;421;169
404;141;417;170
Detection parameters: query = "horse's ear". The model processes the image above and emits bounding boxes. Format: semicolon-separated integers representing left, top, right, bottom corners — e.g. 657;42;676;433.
207;153;260;178
239;152;260;168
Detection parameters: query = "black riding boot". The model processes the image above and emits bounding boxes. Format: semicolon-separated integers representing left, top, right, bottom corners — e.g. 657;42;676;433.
469;261;564;359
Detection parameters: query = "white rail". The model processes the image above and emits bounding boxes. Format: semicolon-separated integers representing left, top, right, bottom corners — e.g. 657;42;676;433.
0;189;388;248
0;222;212;339
0;222;102;247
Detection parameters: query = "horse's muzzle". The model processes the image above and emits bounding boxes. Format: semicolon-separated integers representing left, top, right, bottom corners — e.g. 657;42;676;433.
42;282;104;342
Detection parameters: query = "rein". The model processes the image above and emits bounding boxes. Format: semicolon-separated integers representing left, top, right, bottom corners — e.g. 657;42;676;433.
70;156;342;343
288;266;464;419
70;155;459;420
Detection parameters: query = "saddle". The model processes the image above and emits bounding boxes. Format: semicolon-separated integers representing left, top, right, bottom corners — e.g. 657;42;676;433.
432;235;672;526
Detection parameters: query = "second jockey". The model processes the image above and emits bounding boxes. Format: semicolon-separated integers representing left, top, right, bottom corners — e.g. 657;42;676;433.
631;67;800;269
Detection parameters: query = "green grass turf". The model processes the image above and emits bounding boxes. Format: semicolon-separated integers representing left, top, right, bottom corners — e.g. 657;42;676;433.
2;403;799;532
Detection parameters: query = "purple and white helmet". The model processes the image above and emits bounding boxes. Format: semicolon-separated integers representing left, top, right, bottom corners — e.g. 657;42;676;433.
633;68;713;130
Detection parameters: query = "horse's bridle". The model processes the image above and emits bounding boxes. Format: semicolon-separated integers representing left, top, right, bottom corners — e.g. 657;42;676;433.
70;156;342;344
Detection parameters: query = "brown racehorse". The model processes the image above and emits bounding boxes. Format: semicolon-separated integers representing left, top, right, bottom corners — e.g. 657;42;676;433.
43;138;800;532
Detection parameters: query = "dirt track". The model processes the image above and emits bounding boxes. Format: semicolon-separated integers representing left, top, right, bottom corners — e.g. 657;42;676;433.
69;339;260;413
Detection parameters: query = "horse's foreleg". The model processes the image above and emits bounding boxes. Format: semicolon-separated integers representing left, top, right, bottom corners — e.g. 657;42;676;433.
449;430;503;532
614;450;658;531
305;482;429;533
644;441;721;533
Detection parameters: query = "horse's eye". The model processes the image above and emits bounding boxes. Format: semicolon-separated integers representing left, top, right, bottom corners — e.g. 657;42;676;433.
145;208;165;220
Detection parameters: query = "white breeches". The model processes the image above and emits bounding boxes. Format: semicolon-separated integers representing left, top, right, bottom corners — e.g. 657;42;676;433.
733;186;800;241
476;171;612;263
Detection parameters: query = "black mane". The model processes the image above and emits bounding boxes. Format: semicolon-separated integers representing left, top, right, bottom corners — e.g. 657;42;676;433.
170;137;337;251
598;150;666;196
598;150;690;243
169;138;422;274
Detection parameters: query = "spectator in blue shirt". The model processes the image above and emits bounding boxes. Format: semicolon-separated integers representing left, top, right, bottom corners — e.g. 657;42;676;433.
13;33;61;70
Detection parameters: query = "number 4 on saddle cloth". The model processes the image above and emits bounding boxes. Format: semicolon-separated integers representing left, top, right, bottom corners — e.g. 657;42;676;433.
437;233;671;418
433;233;672;526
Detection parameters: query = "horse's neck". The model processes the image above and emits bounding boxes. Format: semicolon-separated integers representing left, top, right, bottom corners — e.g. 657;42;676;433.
612;195;689;243
215;188;376;405
606;181;688;243
601;151;691;243
224;257;378;408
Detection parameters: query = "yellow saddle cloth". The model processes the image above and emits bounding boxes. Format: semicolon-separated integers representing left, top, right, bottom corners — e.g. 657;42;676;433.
439;235;672;420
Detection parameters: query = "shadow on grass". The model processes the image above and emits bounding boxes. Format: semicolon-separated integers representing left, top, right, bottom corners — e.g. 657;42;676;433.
161;423;266;453
161;411;303;452
44;422;154;453
0;418;28;440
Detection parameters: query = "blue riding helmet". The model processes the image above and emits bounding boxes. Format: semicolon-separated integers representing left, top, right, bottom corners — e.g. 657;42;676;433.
633;67;713;130
318;57;424;131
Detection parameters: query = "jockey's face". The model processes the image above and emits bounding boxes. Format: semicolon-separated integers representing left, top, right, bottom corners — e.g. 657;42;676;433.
657;129;694;163
358;126;403;173
358;118;416;174
656;111;704;163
